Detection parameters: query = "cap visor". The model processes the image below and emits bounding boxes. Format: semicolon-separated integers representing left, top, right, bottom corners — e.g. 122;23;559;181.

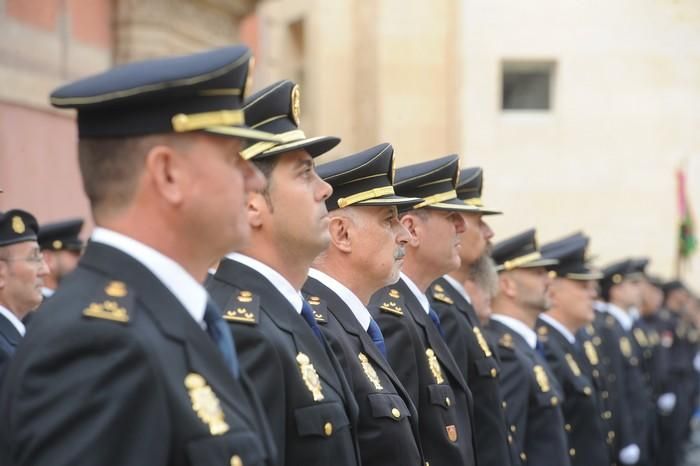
565;270;604;281
424;197;484;212
356;194;423;208
520;258;560;268
256;136;341;159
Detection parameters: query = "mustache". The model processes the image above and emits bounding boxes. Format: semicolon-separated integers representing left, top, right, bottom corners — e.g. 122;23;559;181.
394;247;406;260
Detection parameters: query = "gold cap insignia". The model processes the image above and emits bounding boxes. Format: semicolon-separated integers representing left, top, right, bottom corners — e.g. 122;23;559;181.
105;281;128;297
223;307;256;324
619;336;632;358
612;273;623;284
446;424;458;442
473;326;492;357
12;216;25;234
52;240;63;250
296;352;324;401
426;348;444;384
184;373;230;435
533;365;551;392
565;353;582;377
83;300;129;323
388;289;400;299
358;353;383;390
291;84;301;126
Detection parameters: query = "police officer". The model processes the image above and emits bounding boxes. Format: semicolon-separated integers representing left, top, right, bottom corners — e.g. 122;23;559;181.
484;228;570;466
301;143;425;465
0;46;279;466
537;233;612;466
206;80;361;466
0;209;48;379
37;218;84;299
427;167;514;466
370;155;478;466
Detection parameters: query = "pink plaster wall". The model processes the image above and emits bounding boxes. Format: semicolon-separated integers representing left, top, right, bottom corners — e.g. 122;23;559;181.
0;102;92;230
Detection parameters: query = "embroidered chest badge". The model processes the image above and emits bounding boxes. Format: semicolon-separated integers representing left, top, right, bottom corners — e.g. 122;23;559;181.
296;352;324;401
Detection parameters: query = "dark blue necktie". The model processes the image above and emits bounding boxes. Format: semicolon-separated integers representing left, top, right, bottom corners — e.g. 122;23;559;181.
300;300;325;344
203;299;240;378
367;318;387;358
428;307;446;339
535;340;546;358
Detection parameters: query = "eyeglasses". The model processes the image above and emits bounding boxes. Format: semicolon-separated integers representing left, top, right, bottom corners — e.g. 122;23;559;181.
0;252;45;265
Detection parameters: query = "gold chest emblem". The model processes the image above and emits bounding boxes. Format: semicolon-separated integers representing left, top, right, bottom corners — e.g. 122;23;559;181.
583;341;599;366
633;328;649;347
565;353;582;377
619;336;633;358
358;353;383;390
473;326;492;357
426;348;444;384
11;216;25;234
533;365;551;393
185;373;230;435
296;352;324;401
446;424;458;442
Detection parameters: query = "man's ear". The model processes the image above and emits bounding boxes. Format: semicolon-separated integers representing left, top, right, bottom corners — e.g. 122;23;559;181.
145;144;185;206
400;213;421;248
499;272;517;299
247;192;267;229
328;215;352;253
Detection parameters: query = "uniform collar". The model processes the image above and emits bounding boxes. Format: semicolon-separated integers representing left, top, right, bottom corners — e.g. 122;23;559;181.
491;313;537;349
442;274;472;304
605;302;634;331
91;227;207;326
539;313;576;344
308;268;371;330
0;304;25;336
401;272;430;315
228;252;303;313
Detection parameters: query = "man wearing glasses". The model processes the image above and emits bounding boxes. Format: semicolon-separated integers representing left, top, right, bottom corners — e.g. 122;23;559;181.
0;209;48;379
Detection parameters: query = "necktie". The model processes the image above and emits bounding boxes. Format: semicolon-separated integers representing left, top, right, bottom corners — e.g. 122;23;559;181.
367;318;387;358
300;300;325;344
428;307;446;339
535;339;546;358
203;299;240;378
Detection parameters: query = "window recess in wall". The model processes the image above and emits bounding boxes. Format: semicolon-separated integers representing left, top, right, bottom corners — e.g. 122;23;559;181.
501;60;556;111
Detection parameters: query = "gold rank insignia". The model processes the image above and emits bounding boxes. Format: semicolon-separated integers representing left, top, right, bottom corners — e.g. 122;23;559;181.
238;290;253;303
633;328;649;347
446;424;458;442
388;289;400;299
473;326;492;357
565;353;582;377
432;285;454;304
222;291;259;325
105;281;128;297
619;336;632;358
83;300;129;323
296;352;324;401
184;373;229;435
499;333;514;349
379;301;403;316
537;326;548;336
426;348;444;384
585;324;595;336
584;341;599;365
533;365;551;393
223;308;256;324
11;216;25;234
358;353;383;390
307;296;327;323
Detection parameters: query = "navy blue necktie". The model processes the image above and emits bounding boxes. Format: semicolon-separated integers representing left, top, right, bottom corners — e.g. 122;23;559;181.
535;340;546;358
300;300;325;344
367;318;387;358
203;299;240;378
428;307;446;339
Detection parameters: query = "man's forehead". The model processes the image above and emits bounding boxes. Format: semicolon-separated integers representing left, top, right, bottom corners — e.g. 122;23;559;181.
1;240;39;254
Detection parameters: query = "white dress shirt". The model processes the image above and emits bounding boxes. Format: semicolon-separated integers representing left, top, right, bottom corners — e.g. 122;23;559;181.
490;314;538;349
401;272;430;315
0;304;26;336
308;268;371;330
91;227;207;327
442;274;472;304
605;303;634;331
227;253;303;314
539;313;576;345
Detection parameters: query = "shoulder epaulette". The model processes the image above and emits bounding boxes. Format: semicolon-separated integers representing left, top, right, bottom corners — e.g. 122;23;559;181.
221;290;260;325
499;332;514;349
306;295;328;324
82;280;132;324
431;284;454;305
377;288;404;316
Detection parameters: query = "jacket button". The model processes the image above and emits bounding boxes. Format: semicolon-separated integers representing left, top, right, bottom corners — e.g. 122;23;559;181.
391;408;401;419
569;448;576;456
324;422;333;437
230;455;243;466
445;397;451;406
565;424;572;432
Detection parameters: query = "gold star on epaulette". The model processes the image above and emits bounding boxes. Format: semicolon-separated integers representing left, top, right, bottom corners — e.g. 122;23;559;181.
499;333;514;349
221;291;259;325
379;301;403;316
432;286;454;305
82;280;131;324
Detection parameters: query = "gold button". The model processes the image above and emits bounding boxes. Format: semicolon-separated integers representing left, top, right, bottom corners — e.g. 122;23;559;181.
564;424;572;432
324;422;333;437
510;425;517;433
520;452;527;461
608;431;615;439
583;387;592;396
550;396;559;406
502;401;507;409
602;390;609;399
490;368;497;377
230;455;243;466
445;397;451;407
569;448;576;456
391;408;401;419
508;434;513;444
